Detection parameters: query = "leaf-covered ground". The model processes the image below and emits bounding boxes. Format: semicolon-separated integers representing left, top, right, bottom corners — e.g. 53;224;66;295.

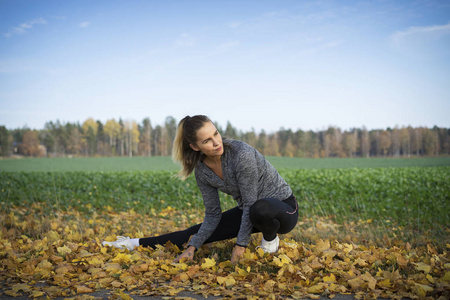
1;205;449;300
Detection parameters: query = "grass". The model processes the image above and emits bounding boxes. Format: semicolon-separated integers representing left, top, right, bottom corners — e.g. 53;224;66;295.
0;156;449;172
1;156;448;250
1;166;448;250
267;156;450;169
0;156;180;172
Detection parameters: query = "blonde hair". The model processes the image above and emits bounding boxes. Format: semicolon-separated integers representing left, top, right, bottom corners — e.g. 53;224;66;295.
172;115;212;180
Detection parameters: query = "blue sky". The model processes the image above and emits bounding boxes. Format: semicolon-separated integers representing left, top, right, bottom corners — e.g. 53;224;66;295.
1;0;449;133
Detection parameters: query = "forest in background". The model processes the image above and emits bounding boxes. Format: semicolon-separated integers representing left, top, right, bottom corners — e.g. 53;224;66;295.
0;116;448;158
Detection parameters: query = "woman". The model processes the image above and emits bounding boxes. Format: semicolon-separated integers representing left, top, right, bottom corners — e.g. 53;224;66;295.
103;115;298;263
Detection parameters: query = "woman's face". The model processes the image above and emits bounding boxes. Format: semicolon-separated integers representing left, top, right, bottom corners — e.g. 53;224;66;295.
190;121;224;158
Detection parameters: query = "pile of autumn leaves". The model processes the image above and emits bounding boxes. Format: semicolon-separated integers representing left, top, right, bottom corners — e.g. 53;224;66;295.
1;205;449;300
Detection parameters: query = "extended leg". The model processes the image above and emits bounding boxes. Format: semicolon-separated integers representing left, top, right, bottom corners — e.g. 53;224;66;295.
139;206;247;249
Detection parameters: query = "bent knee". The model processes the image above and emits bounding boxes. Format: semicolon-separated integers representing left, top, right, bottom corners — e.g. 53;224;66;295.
250;198;276;219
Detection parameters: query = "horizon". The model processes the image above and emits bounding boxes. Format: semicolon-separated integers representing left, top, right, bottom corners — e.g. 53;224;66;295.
2;115;448;134
1;0;449;133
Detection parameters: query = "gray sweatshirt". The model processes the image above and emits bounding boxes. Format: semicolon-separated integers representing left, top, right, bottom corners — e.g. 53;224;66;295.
188;139;292;249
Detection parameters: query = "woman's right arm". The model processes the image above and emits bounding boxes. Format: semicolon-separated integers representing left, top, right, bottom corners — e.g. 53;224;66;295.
174;245;196;262
174;178;221;262
186;174;222;250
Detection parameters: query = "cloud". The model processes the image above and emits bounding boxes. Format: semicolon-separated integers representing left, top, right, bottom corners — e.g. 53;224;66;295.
174;33;195;47
4;18;47;37
79;21;91;28
391;22;450;45
227;21;243;29
216;41;240;51
49;15;66;21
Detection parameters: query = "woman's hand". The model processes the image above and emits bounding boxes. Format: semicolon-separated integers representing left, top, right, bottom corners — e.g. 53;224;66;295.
174;246;196;263
231;245;246;263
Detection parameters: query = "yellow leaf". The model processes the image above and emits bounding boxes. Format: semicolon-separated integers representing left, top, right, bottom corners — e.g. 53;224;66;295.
273;254;293;267
172;262;188;271
12;283;31;293
167;287;183;296
87;256;104;267
31;291;45;298
104;263;122;272
256;247;265;257
76;285;93;294
88;267;103;275
218;261;233;269
328;283;346;293
224;277;236;287
112;253;131;264
264;280;276;292
396;254;408;267
37;259;52;270
414;262;431;273
323;273;336;283
237;267;248;276
243;249;257;260
343;243;353;254
361;272;377;290
116;290;133;300
192;284;205;290
55;266;70;274
201;258;216;269
187;265;200;278
46;230;60;242
441;271;450;282
383;269;401;281
57;245;72;255
378;279;391;288
307;283;325;294
348;276;364;290
426;274;435;283
355;258;368;267
316;239;330;252
177;273;190;282
412;283;433;297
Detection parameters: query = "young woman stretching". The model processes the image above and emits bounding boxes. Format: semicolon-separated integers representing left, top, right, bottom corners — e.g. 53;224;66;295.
103;115;298;263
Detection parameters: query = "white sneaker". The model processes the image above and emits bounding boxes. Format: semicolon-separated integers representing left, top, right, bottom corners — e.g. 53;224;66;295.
102;236;135;251
258;236;279;253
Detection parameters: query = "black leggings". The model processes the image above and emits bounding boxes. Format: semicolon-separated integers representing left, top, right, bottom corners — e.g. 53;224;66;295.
139;195;298;249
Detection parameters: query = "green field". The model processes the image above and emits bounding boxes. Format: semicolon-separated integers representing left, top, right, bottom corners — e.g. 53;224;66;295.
0;156;449;172
1;156;449;249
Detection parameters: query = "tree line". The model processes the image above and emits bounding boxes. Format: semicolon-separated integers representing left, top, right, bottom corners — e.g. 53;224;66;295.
0;116;448;158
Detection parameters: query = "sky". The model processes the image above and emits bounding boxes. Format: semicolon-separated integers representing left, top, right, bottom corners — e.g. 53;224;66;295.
1;0;449;133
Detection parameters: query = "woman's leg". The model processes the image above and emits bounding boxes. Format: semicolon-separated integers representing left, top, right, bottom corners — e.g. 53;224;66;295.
138;223;200;249
249;195;298;241
139;195;298;249
139;206;247;249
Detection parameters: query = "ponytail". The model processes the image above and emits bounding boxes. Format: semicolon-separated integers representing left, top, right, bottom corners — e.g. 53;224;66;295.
172;115;211;180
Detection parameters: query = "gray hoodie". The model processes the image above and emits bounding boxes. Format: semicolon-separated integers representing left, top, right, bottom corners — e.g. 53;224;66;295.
188;139;292;249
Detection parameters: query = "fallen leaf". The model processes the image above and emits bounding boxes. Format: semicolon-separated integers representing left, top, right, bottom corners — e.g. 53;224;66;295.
307;283;325;294
323;273;336;283
414;262;431;273
57;245;72;255
76;285;93;294
316;239;330;252
201;258;216;269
